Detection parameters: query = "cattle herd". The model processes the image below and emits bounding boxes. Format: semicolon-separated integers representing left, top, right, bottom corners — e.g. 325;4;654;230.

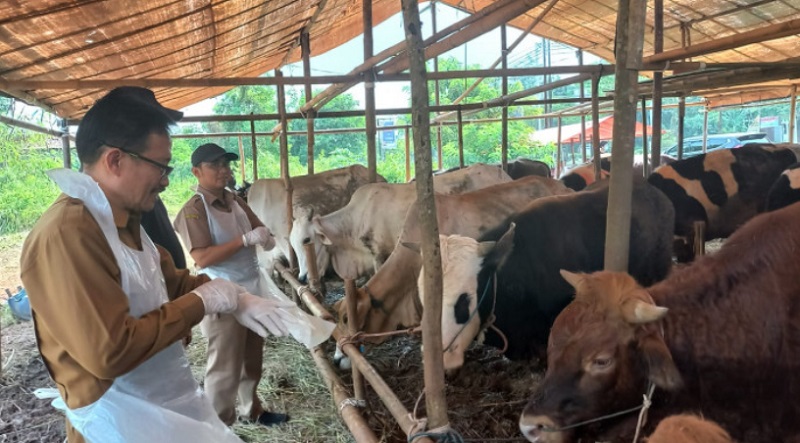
246;146;800;442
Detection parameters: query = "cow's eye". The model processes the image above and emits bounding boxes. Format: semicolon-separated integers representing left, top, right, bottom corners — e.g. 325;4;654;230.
303;237;311;244
592;357;612;369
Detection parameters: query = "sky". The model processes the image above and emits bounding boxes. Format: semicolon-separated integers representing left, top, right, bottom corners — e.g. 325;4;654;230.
181;2;604;116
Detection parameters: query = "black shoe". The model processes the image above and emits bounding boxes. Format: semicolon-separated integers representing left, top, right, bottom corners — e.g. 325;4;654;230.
257;411;290;427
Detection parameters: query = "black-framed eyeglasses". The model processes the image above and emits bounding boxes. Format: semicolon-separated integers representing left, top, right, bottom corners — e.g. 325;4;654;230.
106;143;174;178
202;158;234;170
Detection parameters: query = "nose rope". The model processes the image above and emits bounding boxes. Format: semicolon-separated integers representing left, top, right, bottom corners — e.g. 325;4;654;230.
444;273;496;353
538;382;656;436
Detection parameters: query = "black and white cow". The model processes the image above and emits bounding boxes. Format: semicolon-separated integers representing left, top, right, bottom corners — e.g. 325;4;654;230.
417;180;674;371
647;144;798;261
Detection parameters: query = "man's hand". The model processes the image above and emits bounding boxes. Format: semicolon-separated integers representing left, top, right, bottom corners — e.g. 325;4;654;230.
233;292;295;337
242;226;275;250
190;278;246;315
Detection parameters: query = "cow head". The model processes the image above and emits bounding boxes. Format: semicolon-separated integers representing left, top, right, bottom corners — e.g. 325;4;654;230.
313;216;375;281
414;225;515;372
519;270;682;443
289;208;330;283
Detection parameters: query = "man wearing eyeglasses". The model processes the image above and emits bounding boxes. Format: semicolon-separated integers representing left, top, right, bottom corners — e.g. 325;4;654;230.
19;87;291;443
173;143;290;428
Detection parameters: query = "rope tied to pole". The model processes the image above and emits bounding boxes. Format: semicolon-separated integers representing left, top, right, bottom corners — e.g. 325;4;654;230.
408;424;465;443
338;397;367;412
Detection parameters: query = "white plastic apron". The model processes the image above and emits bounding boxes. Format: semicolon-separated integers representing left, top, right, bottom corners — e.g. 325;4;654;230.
47;169;241;443
196;191;263;293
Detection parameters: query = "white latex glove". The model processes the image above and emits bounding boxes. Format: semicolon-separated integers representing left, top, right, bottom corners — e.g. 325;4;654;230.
242;226;275;249
191;279;245;315
233;292;295;337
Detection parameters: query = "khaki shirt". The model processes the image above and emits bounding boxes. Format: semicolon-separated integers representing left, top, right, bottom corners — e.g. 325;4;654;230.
19;194;208;414
173;186;264;252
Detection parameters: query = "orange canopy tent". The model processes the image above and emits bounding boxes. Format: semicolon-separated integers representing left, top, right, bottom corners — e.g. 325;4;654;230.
530;115;657;145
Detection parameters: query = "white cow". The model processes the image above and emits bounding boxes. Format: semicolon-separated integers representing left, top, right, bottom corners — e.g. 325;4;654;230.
248;164;383;271
291;163;512;282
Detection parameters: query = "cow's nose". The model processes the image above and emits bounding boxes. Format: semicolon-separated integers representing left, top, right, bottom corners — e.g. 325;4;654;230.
519;415;563;443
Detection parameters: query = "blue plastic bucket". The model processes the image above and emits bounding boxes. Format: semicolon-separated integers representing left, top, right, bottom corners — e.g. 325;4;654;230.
7;287;32;322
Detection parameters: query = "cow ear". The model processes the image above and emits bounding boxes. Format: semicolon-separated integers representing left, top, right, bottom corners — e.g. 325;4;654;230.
640;334;683;391
401;241;421;254
622;299;668;324
560;269;585;289
312;218;333;246
481;223;515;270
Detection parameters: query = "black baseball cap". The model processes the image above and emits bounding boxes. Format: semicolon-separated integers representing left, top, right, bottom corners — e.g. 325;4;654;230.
191;143;239;167
103;86;184;121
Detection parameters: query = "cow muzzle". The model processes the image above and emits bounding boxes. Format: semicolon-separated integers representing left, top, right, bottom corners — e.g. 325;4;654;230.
519;415;566;443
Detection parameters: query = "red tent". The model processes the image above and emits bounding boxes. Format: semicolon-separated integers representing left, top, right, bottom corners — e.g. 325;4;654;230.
530;115;657;145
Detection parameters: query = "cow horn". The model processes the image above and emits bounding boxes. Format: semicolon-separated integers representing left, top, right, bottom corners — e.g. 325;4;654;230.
624;299;668;324
560;269;584;289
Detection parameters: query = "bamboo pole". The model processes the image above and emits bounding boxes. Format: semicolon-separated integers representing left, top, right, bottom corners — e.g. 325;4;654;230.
273;262;434;443
302;31;316;175
457;108;464;168
402;0;448;432
591;74;601;180
641;97;648;177
677;95;686;160
61;118;71;169
250;117;259;180
644;17;800;64
237;136;246;184
790;85;797;143
556;116;563;177
303;242;325;297
276;70;297;273
405;127;411;182
363;0;378;183
578;50;587;163
501;24;509;171
345;279;366;401
432;1;443;172
702;104;709;153
651;0;664;172
310;348;378;443
605;0;647;273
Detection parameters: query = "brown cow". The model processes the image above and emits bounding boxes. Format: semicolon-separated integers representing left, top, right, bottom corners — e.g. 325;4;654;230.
647;414;734;443
519;202;800;443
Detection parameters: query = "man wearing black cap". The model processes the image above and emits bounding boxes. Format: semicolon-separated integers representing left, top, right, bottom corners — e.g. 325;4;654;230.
20;87;291;443
173;143;290;428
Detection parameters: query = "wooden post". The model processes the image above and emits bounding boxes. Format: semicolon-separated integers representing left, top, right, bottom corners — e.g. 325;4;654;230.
501;24;509;172
677;95;686;160
651;0;664;171
591;74;602;180
405;127;411;182
402;0;448;431
363;0;378;182
702;104;709;153
457;108;464;168
605;0;647;273
641;97;648;177
237;136;246;184
790;85;797;143
693;221;706;258
302;31;315;175
432;1;443;171
556;115;563;177
276;70;298;273
250;116;259;180
61;118;71;169
345;279;366;401
303;242;325;296
578;50;587;163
